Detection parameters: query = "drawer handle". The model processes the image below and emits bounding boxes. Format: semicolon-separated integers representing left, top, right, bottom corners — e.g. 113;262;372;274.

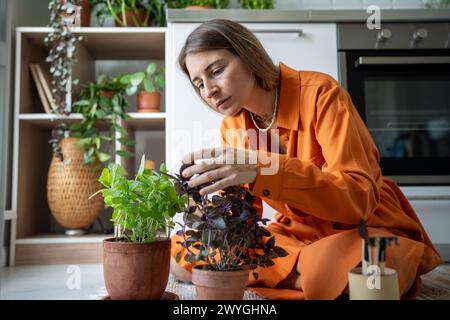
251;29;303;37
408;195;450;201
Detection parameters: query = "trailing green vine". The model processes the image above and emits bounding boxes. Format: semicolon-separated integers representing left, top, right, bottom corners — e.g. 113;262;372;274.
45;0;84;161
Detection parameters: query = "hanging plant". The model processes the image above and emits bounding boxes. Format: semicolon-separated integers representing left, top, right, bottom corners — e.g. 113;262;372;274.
45;0;83;115
45;0;83;161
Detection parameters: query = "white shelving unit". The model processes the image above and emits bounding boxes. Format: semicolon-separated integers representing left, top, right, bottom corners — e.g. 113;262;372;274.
10;27;168;266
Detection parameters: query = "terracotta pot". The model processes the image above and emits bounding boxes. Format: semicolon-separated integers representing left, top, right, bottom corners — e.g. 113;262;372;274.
103;238;171;300
192;266;250;300
79;0;91;27
115;9;151;27
137;91;161;112
47;137;103;229
98;90;114;99
185;5;213;10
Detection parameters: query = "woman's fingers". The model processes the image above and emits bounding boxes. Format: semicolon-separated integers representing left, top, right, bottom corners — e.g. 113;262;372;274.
198;175;236;196
181;160;222;178
182;147;225;164
187;166;230;189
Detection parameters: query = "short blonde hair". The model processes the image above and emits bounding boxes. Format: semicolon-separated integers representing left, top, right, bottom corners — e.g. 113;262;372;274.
178;19;279;92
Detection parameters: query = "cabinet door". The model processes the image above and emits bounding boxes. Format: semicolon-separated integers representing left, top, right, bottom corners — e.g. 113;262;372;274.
167;22;338;173
244;23;338;80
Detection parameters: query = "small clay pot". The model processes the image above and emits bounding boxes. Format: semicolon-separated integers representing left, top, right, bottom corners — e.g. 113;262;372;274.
185;5;212;10
98;90;114;99
137;91;161;112
192;266;250;300
103;238;171;300
79;0;91;27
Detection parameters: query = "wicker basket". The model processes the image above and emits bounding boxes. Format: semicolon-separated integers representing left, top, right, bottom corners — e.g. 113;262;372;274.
47;137;104;229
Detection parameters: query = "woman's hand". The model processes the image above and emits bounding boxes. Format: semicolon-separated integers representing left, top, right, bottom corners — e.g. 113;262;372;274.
181;147;258;196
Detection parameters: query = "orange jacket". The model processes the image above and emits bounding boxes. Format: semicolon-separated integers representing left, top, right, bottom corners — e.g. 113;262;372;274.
171;62;442;299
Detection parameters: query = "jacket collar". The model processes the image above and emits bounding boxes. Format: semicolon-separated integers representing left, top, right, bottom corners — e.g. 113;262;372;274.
276;62;300;131
236;62;300;131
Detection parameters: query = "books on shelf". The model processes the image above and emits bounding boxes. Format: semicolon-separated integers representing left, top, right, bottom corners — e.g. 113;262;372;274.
29;63;57;113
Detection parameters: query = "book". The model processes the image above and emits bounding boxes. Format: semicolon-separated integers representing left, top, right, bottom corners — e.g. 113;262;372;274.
29;64;52;113
34;64;57;112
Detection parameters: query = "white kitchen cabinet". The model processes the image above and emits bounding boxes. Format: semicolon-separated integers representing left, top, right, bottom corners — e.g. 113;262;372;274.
167;22;339;225
400;186;450;261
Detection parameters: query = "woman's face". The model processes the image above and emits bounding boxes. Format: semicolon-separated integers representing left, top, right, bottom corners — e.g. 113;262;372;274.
185;49;255;117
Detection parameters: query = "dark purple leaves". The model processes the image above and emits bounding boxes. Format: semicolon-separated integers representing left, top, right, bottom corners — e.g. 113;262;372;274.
168;163;288;272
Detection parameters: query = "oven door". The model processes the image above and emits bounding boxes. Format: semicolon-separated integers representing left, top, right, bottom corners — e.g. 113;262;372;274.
341;51;450;185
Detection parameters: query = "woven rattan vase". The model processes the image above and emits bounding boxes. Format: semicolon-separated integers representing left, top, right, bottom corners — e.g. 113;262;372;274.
47;137;103;230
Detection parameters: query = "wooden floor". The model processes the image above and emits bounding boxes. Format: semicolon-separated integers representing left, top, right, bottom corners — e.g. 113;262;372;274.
1;263;449;300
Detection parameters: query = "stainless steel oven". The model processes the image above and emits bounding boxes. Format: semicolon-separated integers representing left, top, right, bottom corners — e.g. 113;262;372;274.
338;22;450;185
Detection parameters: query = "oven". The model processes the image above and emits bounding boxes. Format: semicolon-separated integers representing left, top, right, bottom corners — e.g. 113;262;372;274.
338;22;450;185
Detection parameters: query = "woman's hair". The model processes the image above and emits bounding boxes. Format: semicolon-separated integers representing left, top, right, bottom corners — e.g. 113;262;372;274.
178;19;279;92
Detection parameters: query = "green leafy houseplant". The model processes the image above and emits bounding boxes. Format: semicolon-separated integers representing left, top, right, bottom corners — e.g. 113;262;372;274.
88;0;166;26
119;63;165;95
97;156;186;300
92;156;187;242
165;164;288;278
238;0;275;9
167;0;229;9
70;74;135;165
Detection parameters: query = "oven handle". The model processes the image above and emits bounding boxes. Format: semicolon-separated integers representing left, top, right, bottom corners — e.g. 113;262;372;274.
355;56;450;68
407;195;450;201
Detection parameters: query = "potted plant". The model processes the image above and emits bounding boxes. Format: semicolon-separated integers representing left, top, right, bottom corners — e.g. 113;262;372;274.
164;164;288;300
70;73;135;165
423;0;450;8
167;0;229;9
237;0;275;9
92;156;187;299
88;0;162;27
119;63;165;113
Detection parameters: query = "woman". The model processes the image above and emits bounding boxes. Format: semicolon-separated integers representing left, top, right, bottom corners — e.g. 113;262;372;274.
170;19;442;300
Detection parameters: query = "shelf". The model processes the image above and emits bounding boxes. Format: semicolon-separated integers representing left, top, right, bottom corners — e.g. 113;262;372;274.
19;112;166;130
18;27;166;60
15;233;113;245
14;233;111;265
11;28;169;265
124;112;166;130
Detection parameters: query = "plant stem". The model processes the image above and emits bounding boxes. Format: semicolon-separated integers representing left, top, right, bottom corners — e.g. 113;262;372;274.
121;0;127;26
105;0;124;26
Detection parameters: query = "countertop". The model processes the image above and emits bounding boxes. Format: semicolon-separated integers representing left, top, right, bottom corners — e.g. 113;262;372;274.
167;9;450;23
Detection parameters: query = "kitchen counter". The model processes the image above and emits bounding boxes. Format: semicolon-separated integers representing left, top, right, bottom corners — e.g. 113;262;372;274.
167;9;450;23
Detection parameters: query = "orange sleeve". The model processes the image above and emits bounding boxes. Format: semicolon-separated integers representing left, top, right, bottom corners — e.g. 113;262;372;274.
219;120;264;216
252;84;382;224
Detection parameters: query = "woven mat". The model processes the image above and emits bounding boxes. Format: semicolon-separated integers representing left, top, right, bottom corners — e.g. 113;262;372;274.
93;264;450;300
417;264;450;300
166;274;264;300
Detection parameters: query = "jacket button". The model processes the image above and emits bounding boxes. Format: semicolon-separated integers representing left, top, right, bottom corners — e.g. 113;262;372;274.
262;189;270;197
